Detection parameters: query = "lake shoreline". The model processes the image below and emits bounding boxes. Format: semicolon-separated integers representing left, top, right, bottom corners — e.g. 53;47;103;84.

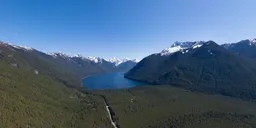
82;72;147;90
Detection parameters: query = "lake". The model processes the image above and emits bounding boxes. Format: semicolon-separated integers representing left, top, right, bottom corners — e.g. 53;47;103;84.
82;72;147;90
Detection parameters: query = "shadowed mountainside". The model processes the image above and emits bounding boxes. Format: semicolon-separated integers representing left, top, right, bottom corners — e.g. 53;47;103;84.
125;41;256;100
222;39;256;59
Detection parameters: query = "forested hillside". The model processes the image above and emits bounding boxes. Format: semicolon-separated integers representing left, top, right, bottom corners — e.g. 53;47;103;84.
0;42;113;127
96;86;256;128
125;41;256;100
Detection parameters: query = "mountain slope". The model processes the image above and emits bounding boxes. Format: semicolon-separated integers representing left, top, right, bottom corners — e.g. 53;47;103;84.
125;41;256;99
1;42;138;88
0;41;138;127
116;60;138;72
0;42;112;127
222;38;256;59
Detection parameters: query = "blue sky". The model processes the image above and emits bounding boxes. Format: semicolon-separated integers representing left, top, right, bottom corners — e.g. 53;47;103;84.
0;0;255;59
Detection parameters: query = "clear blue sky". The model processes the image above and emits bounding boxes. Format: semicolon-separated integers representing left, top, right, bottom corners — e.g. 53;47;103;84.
0;0;255;59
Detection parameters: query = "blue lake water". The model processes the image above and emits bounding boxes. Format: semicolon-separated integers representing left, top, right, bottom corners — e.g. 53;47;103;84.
82;72;147;90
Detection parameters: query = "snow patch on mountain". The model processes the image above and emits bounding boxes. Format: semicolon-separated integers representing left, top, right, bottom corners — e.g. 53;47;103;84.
132;58;141;63
182;50;189;54
13;45;33;51
0;41;33;51
1;41;139;66
192;41;205;49
105;57;141;66
86;57;104;63
51;52;73;59
86;57;139;65
249;38;256;45
208;50;213;55
223;38;256;48
46;52;138;65
192;44;203;49
161;46;183;56
249;38;256;43
160;41;205;56
105;57;129;66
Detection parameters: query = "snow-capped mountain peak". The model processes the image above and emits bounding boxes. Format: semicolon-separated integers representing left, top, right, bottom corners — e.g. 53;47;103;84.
47;53;138;66
161;45;184;56
132;58;141;63
85;57;103;63
51;52;73;58
249;38;256;44
13;45;33;51
1;41;139;66
107;57;121;63
0;41;34;51
223;38;256;47
106;57;130;66
160;41;205;56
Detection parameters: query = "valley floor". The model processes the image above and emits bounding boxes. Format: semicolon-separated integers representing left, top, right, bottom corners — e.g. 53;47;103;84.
95;85;256;128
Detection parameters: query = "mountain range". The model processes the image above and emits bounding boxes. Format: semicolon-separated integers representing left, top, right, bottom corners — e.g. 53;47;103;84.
125;39;256;100
0;41;117;127
222;39;256;59
2;38;256;127
0;41;139;89
7;43;139;67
